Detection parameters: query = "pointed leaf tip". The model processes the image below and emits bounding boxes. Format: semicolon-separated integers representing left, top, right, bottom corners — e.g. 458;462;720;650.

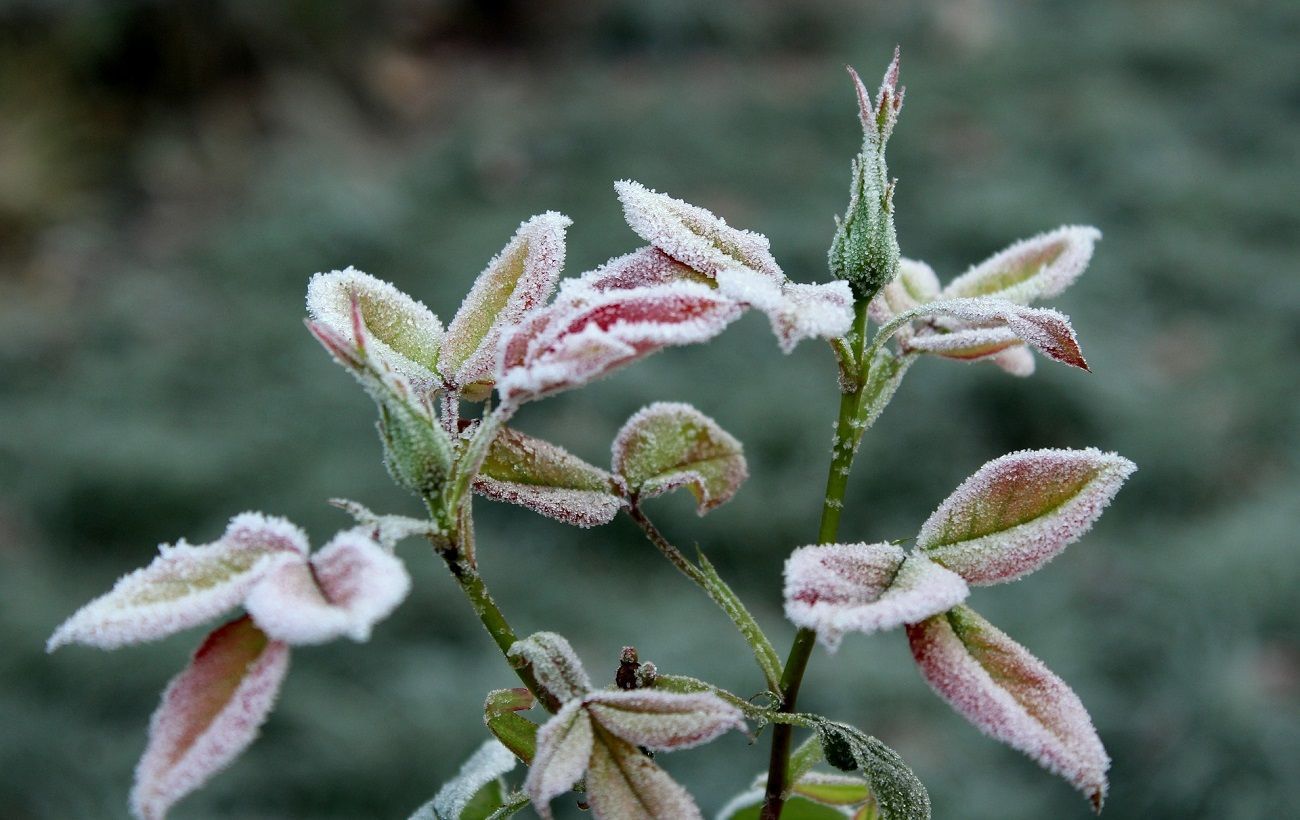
612;402;747;514
900;298;1090;372
907;606;1108;808
130;616;289;820
942;226;1101;305
916;448;1136;585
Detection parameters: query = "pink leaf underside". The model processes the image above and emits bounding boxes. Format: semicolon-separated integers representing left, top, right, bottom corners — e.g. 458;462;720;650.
715;268;855;353
305;267;443;382
783;542;969;651
131;615;290;820
614;180;783;281
941;226;1101;305
525;701;595;818
496;283;742;402
243;529;410;645
441;211;572;389
867;257;941;328
584;690;745;752
47;513;308;651
473;426;625;527
584;731;703;820
902;298;1089;371
907;606;1109;810
916;448;1136;585
508;631;593;705
560;246;710;299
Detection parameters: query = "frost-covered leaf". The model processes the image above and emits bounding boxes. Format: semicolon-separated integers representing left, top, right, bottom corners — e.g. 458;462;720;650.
244;529;411;645
717;790;849;820
524;701;594;819
47;513;307;651
561;246;710;298
906;606;1109;810
814;722;930;820
307;267;443;383
783;543;968;651
496;283;742;403
716;268;855;353
615;180;782;280
584;729;702;820
612;402;747;514
867;258;940;329
410;739;518;820
131;615;289;820
507;632;592;705
791;772;873;807
473;427;625;527
485;688;539;765
441;212;571;395
941;226;1100;305
856;347;915;442
328;499;441;550
584;689;745;752
989;344;1036;377
916;449;1136;585
900;298;1089;371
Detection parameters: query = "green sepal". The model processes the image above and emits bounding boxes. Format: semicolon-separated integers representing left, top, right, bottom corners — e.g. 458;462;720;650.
484;688;539;765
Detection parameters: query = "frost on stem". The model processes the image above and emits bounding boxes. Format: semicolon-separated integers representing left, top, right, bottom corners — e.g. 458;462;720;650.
907;606;1110;811
612;401;748;515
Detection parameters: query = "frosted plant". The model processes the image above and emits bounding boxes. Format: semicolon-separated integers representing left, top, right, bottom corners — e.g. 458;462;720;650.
48;48;1135;819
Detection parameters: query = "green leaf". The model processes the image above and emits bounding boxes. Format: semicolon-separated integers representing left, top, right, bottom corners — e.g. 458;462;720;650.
815;722;930;820
792;772;872;806
854;347;916;447
409;739;517;820
719;793;850;820
475;427;625;527
612;402;747;514
696;551;783;691
484;688;539;765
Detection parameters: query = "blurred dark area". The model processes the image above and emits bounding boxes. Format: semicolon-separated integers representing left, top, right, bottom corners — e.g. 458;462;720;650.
2;1;1297;818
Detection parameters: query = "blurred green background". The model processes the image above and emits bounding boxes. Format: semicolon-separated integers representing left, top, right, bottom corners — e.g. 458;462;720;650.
2;1;1297;818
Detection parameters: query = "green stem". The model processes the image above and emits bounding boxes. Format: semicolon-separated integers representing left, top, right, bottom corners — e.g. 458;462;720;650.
760;299;871;820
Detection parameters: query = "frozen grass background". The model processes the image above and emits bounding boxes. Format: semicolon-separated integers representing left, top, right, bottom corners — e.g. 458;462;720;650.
2;1;1297;817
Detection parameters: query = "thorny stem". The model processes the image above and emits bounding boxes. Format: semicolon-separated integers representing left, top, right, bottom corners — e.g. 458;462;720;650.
761;299;873;820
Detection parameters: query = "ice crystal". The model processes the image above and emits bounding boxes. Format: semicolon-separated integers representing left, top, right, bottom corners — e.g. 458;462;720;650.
907;606;1109;810
611;401;748;514
916;448;1136;585
507;632;593;705
131;615;289;820
715;268;855;354
583;731;702;820
474;426;626;527
411;739;518;820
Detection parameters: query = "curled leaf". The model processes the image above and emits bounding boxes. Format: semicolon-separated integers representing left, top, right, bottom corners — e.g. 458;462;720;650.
441;212;572;395
328;498;441;549
906;606;1109;811
899;298;1089;371
131;616;290;820
783;543;968;651
941;226;1100;305
523;701;594;819
715;268;855;353
411;738;519;820
561;246;710;298
615;180;783;280
485;688;539;765
474;427;625;528
814;721;931;820
306;267;443;383
47;513;306;651
612;402;747;514
916;448;1136;585
507;632;592;705
583;689;745;752
243;529;411;645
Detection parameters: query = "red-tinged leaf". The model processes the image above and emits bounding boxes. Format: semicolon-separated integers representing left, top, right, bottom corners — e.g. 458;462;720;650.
900;298;1089;371
783;543;968;651
612;402;747;514
584;689;745;752
496;284;742;403
243;529;411;645
485;688;540;764
941;226;1100;305
131;615;289;820
615;180;783;280
562;246;711;297
867;258;940;329
916;448;1136;585
524;701;594;819
849;46;904;148
907;606;1109;810
306;267;443;382
441;212;571;394
48;514;307;651
473;426;626;528
584;728;703;820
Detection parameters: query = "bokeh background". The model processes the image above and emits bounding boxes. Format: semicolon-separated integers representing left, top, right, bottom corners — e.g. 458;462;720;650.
3;1;1297;818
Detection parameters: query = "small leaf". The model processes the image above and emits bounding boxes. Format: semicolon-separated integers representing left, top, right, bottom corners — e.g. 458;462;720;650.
899;298;1089;371
47;513;307;651
410;739;518;820
583;689;745;752
562;246;710;297
306;268;443;384
916;448;1136;585
856;347;915;442
131;616;290;820
941;226;1100;305
496;283;743;403
485;688;540;765
244;528;411;645
906;606;1109;810
474;427;625;528
612;402;748;514
584;728;702;820
615;180;783;280
814;722;931;820
329;498;442;549
867;258;940;328
716;268;856;353
441;212;572;395
784;544;968;651
792;772;874;806
523;701;594;819
718;790;848;820
507;632;592;705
